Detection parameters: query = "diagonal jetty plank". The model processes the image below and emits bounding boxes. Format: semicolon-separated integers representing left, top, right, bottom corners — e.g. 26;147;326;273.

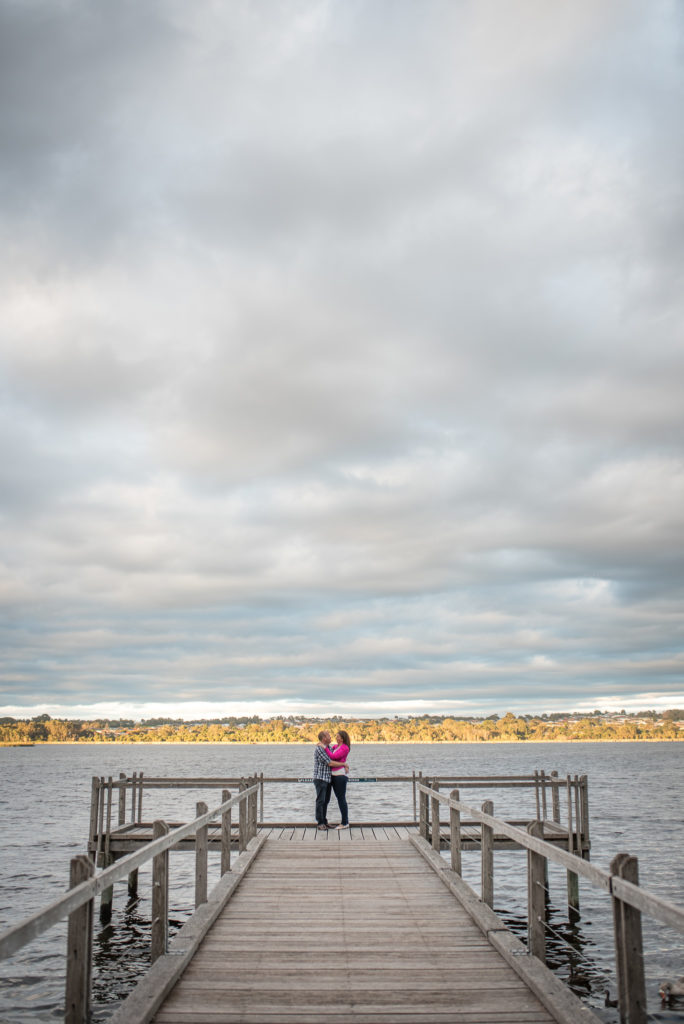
142;839;597;1024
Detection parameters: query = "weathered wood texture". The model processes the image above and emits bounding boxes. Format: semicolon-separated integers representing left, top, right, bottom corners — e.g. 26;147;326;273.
152;839;556;1024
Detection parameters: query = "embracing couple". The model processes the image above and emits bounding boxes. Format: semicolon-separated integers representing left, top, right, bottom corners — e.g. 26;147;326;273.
312;728;351;831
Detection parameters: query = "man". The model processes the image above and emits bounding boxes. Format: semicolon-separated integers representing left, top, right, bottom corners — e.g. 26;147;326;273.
313;729;345;830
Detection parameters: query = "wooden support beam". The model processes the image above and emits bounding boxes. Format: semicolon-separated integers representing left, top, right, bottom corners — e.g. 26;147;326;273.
580;774;590;858
238;779;247;853
88;777;100;851
151;821;169;963
481;799;494;908
65;855;94;1024
527;821;546;963
221;789;232;875
431;781;440;853
118;772;126;826
195;801;208;908
550;770;560;823
611;853;647;1024
449;788;461;875
566;774;579;916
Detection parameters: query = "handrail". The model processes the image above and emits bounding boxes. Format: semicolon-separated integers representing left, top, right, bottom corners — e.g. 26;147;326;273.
0;783;259;961
416;782;684;933
109;773;559;786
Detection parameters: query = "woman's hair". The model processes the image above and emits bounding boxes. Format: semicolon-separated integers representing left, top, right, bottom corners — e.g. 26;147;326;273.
336;728;351;748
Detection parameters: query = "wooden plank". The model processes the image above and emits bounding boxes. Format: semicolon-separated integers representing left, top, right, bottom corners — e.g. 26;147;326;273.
148;839;561;1024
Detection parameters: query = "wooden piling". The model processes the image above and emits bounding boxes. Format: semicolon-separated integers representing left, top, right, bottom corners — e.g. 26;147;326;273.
88;777;100;854
195;801;208;907
481;799;494;908
431;781;440;853
566;774;579;915
238;779;247;852
221;789;231;875
136;771;144;823
527;821;546;962
534;769;541;819
418;773;427;840
151;821;169;963
118;772;126;825
550;770;560;823
449;789;461;875
580;774;590;859
611;853;647;1024
540;769;548;820
130;771;137;824
65;855;94;1024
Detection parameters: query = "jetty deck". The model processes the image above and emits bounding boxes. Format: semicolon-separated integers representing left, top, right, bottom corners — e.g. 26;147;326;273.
153;839;555;1024
3;769;682;1024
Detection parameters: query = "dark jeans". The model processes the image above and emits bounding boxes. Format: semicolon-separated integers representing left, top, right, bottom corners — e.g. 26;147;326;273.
314;779;332;825
331;774;348;825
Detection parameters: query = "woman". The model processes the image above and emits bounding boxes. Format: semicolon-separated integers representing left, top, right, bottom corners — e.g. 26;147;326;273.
329;729;351;829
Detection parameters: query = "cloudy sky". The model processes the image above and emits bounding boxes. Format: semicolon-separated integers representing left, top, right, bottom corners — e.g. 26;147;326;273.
1;0;683;721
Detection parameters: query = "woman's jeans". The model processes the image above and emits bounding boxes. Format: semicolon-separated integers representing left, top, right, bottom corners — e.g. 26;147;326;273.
331;774;348;825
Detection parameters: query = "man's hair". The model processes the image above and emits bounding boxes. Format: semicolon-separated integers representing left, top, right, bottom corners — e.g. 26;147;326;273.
317;730;328;742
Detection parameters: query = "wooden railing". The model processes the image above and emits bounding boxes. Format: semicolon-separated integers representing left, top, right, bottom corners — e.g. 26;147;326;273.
416;783;684;1024
0;779;260;1024
89;768;588;838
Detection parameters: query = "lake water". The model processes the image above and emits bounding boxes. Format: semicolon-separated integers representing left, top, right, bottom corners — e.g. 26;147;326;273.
0;742;682;1022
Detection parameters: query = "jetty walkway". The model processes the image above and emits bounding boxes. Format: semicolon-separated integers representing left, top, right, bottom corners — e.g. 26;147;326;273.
1;770;683;1024
149;839;558;1024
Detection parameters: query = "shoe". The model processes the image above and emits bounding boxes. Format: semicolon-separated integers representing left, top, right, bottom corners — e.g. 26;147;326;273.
317;824;327;831
336;824;349;830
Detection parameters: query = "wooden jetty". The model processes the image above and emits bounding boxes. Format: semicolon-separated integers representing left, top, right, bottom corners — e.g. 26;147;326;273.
1;769;683;1024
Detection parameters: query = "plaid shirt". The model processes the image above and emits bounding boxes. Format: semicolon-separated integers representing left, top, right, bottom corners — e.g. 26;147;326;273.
313;744;331;782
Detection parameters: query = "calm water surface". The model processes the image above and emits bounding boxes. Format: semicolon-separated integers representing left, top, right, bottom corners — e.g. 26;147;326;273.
0;742;682;1022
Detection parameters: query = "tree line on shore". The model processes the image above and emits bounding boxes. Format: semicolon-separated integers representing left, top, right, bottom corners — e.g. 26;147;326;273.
1;710;682;744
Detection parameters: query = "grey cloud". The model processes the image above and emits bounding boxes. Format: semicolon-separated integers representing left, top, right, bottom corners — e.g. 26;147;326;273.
1;0;682;716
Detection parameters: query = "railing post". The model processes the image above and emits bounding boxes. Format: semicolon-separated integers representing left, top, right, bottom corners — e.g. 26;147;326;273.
449;789;461;874
259;772;264;824
118;772;126;825
151;820;169;963
550;770;560;823
580;774;590;859
534;769;540;819
89;777;100;853
100;776;114;922
249;776;258;839
527;821;546;962
412;770;417;823
431;781;440;852
238;779;247;852
65;855;94;1024
481;799;494;908
566;774;579;916
221;789;232;875
540;769;548;820
130;771;137;824
96;775;105;866
137;771;144;823
611;854;647;1024
418;774;427;840
195;801;208;908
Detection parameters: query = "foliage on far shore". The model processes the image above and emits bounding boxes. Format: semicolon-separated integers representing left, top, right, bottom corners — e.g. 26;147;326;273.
1;710;682;745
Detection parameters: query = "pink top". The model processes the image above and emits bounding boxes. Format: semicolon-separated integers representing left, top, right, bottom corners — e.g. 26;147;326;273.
329;743;349;765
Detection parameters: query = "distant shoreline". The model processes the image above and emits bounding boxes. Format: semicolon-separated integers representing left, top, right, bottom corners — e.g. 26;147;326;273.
2;737;682;747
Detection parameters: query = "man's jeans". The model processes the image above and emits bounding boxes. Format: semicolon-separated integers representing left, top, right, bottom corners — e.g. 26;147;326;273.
314;779;332;825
